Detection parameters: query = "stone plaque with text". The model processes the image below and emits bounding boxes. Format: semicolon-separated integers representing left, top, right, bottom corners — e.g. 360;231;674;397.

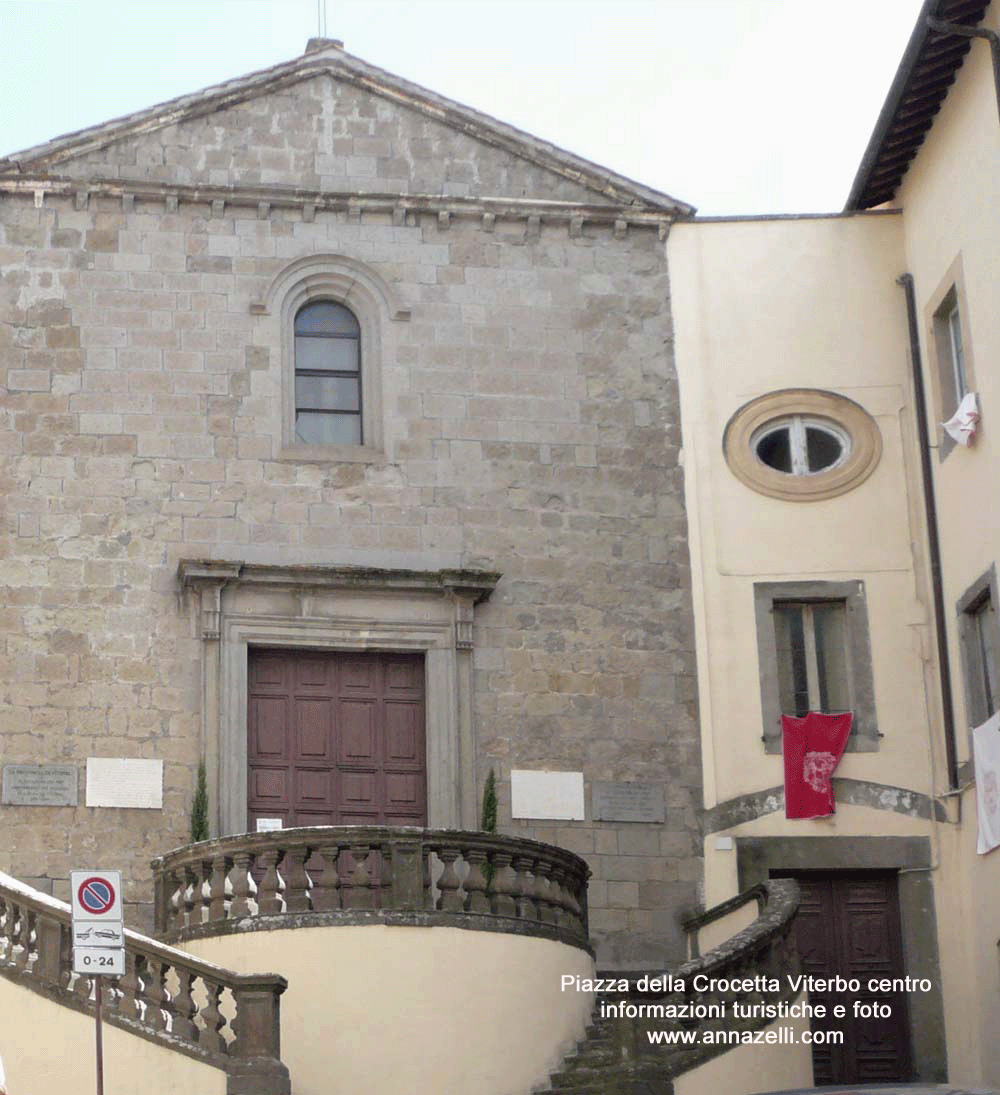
86;758;163;809
592;781;664;823
2;765;78;807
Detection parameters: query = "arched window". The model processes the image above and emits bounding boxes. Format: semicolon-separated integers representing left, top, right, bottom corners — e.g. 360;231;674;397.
293;301;363;445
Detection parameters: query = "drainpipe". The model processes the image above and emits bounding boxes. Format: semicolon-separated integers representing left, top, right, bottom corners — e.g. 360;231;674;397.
926;15;1000;126
897;273;959;791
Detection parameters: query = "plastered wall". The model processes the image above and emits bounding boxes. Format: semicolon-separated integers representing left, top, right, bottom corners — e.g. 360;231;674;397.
182;924;594;1095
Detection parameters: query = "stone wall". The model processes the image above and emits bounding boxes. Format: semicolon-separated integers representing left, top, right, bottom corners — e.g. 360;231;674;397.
0;69;700;965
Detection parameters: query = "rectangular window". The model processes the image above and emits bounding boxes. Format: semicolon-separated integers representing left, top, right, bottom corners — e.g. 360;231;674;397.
958;567;1000;728
933;287;968;421
774;601;851;717
754;581;878;753
925;262;976;460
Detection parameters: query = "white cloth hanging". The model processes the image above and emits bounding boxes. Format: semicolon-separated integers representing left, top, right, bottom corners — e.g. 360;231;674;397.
942;391;980;446
973;711;1000;853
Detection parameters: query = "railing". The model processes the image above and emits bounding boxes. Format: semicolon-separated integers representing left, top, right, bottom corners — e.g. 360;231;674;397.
153;825;591;951
545;879;802;1090
0;871;290;1095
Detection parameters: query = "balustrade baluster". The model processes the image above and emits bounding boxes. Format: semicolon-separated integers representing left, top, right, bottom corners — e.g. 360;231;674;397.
194;859;213;925
344;844;374;911
488;851;517;917
171;968;198;1042
532;859;558;924
209;855;228;922
512;854;536;921
229;853;253;918
144;957;169;1032
166;869;184;934
311;844;341;911
549;865;574;929
282;845;310;913
183;866;198;929
257;849;283;915
34;911;63;985
14;906;33;970
58;917;72;990
74;966;92;1002
463;848;491;914
435;848;463;912
117;952;142;1018
0;897;8;964
199;978;228;1054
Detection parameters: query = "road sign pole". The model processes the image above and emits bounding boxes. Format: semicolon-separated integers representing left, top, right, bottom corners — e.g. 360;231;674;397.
95;974;105;1095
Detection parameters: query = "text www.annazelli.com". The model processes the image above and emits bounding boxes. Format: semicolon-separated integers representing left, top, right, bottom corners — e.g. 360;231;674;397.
647;1028;843;1046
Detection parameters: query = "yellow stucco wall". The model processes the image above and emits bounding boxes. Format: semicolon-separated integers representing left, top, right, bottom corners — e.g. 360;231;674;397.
672;994;812;1095
668;203;976;1082
182;924;595;1095
669;213;938;816
893;2;1000;1085
0;973;227;1095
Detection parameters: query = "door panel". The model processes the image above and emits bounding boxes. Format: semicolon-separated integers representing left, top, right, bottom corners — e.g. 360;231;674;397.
779;871;911;1085
247;649;426;831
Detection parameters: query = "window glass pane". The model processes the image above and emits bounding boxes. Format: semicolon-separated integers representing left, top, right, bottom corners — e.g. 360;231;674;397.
295;336;360;373
813;603;850;711
295;411;362;445
949;307;967;398
775;604;809;716
294;301;360;337
805;427;843;472
974;600;998;718
296;374;361;412
756;428;792;473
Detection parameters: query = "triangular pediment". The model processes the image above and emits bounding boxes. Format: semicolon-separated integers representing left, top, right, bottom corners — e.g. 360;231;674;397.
0;44;692;215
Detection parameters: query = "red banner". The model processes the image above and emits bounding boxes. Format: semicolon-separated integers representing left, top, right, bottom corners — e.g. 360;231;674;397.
782;711;853;819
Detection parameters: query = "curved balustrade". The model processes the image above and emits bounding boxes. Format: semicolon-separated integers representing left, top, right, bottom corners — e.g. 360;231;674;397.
0;871;289;1095
544;879;802;1091
152;826;591;951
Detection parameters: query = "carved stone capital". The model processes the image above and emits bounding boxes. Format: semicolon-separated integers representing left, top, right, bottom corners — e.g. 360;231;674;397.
178;560;242;641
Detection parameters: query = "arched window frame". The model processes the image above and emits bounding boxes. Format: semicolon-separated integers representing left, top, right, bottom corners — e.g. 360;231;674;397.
293;300;364;446
253;254;411;461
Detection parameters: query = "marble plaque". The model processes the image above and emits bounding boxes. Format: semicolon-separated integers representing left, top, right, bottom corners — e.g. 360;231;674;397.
591;781;664;823
86;758;163;809
510;770;585;820
2;764;78;807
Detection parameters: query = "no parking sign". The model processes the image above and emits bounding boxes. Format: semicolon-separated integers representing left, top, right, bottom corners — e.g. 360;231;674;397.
70;870;125;977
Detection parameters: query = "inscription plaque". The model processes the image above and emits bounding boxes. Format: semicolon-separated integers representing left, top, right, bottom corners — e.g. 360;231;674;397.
592;781;664;823
2;765;78;807
86;758;163;809
510;770;585;820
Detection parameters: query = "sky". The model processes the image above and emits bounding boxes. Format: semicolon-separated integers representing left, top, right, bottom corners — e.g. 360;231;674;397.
0;0;925;216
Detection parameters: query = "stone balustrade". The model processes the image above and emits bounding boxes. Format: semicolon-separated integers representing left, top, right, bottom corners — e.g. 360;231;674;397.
544;879;802;1090
152;826;591;951
0;871;289;1095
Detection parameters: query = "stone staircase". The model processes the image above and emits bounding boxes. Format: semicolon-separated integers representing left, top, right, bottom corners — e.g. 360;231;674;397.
537;879;802;1095
0;869;291;1095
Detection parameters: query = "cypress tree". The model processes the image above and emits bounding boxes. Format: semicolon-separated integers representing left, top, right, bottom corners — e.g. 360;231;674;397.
190;760;209;843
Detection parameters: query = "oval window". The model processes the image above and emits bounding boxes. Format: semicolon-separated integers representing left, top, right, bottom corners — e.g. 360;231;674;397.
723;390;881;502
752;416;850;476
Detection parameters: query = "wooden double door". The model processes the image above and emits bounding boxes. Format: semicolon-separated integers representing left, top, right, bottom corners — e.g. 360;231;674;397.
779;871;912;1085
247;648;427;830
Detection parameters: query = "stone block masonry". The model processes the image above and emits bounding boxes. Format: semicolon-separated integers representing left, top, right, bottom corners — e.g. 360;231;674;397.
0;69;700;963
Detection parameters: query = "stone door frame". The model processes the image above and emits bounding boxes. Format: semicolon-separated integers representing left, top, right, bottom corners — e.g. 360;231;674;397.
179;560;499;837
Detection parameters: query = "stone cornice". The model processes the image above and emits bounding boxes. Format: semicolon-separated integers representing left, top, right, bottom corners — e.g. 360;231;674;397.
0;174;676;236
178;559;501;604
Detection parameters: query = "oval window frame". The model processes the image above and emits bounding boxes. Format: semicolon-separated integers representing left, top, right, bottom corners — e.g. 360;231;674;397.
751;415;851;476
723;389;882;501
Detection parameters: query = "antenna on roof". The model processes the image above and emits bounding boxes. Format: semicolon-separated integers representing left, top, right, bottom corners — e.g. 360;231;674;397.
316;0;327;37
